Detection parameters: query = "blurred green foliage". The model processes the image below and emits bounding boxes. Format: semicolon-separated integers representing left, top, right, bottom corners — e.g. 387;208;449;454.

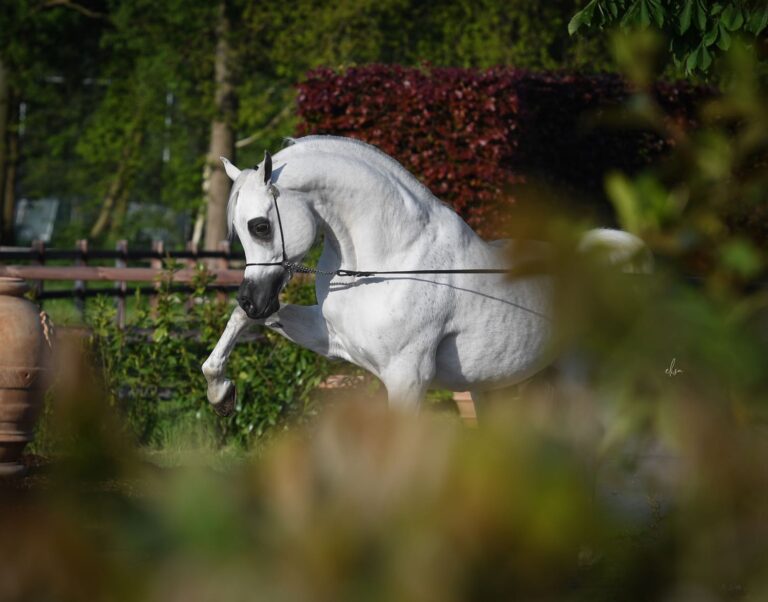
4;363;768;600
602;34;767;295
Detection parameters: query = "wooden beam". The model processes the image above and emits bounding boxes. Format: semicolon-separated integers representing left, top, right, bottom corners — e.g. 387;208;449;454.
452;391;477;427
0;265;245;285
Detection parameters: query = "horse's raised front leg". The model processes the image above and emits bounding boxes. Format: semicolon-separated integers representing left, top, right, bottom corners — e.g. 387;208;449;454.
203;304;340;418
202;305;258;417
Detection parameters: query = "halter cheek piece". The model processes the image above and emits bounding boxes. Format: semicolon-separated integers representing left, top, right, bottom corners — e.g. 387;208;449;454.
243;184;301;275
245;184;508;279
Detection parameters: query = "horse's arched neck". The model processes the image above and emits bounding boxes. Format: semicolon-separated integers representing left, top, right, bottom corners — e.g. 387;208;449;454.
278;153;431;271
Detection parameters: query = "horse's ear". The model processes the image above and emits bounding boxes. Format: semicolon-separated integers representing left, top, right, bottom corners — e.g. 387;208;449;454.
263;151;272;184
220;157;241;181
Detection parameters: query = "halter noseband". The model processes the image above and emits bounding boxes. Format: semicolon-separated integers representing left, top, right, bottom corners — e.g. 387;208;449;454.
244;184;297;274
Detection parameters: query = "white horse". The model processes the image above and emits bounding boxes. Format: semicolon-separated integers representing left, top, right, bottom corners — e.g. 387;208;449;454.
202;136;647;415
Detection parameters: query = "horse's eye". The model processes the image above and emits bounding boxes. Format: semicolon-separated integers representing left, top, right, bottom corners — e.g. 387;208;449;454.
248;218;272;239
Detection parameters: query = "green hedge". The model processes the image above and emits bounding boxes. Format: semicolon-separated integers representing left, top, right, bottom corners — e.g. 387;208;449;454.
297;65;709;237
86;264;331;448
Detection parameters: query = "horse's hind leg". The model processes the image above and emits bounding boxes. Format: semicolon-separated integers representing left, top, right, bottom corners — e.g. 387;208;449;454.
469;389;502;423
470;386;518;423
470;369;557;423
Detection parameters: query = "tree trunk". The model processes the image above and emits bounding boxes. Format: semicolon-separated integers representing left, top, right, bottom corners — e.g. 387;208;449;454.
3;131;17;244
203;0;236;251
89;171;122;239
1;92;18;246
89;127;143;239
0;58;12;244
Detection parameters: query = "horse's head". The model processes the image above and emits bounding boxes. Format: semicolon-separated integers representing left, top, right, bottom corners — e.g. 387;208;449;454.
224;151;317;319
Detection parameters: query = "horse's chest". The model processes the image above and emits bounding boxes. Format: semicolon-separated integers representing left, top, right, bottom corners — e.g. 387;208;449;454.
319;281;440;369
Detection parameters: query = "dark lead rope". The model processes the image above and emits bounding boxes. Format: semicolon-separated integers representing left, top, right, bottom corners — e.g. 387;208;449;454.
245;186;510;279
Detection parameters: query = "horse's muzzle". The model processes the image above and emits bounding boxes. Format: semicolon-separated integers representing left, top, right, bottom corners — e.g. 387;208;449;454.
238;274;282;319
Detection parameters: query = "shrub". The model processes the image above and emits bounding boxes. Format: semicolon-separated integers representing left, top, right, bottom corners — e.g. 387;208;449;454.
296;65;708;237
86;264;330;448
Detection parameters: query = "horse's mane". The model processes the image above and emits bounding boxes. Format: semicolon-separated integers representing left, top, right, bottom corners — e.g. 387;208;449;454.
226;135;448;238
281;136;444;211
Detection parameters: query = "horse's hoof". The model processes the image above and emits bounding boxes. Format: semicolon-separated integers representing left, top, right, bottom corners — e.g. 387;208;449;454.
212;382;236;417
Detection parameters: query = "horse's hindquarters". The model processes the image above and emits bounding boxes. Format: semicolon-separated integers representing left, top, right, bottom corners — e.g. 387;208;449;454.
433;275;554;391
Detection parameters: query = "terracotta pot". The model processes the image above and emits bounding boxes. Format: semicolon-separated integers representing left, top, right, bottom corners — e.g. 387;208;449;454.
0;277;47;476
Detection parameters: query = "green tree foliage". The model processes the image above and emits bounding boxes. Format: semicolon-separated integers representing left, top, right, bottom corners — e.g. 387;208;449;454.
235;0;611;177
254;0;607;74
0;1;107;242
3;0;606;245
0;0;220;244
569;0;768;74
81;0;218;240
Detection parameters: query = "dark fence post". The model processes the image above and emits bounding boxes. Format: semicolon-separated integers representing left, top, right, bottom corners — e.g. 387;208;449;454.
186;240;198;310
30;239;45;303
74;239;88;319
150;239;164;315
115;239;128;328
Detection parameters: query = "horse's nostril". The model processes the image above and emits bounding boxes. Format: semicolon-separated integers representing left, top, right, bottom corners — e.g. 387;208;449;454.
240;299;253;312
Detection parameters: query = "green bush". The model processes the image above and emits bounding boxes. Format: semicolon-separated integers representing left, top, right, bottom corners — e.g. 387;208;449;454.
87;264;331;449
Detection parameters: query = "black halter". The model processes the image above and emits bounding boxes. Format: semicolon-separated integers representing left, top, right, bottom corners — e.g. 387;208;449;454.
243;184;295;271
245;185;509;279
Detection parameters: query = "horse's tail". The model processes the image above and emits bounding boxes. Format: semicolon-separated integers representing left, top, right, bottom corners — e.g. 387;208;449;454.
578;228;653;274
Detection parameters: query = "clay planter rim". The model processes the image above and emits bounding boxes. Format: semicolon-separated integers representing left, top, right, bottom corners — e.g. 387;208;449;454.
0;277;29;297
